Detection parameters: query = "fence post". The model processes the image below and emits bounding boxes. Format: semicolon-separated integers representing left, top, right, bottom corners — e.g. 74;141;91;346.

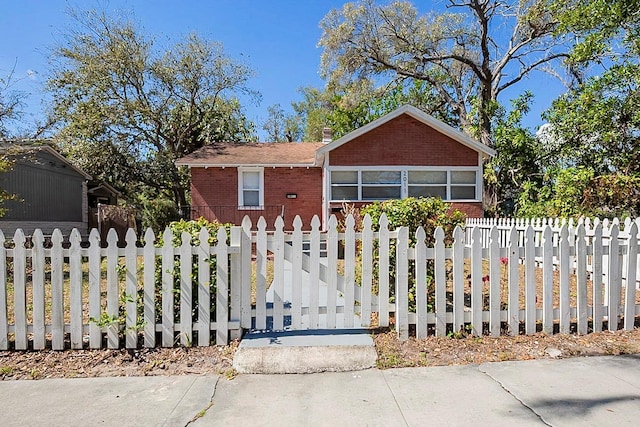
378;214;390;327
273;217;285;331
32;230;45;350
255;217;267;330
326;215;338;329
240;217;252;330
559;224;571;333
624;223;637;330
396;226;409;341
524;226;536;335
88;229;102;349
435;227;447;337
12;229;27;350
229;226;242;341
361;215;373;328
489;227;500;337
452;226;465;335
415;227;427;339
162;228;175;347
216;227;229;345
542;226;553;334
470;227;482;336
608;224;621;331
344;215;356;329
292;216;303;329
592;224;604;332
0;231;6;350
576;224;588;334
507;227;519;336
143;228;156;348
70;228;84;349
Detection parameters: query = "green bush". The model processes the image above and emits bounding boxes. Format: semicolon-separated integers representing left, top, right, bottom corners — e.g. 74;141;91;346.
154;217;233;326
354;197;466;313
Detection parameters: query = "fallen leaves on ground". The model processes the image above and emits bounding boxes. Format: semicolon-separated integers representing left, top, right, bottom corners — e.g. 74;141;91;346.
1;328;639;380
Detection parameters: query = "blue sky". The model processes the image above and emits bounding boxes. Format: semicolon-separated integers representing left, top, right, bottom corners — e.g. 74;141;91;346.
1;0;566;139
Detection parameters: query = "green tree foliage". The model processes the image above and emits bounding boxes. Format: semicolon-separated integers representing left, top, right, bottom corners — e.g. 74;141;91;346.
486;93;545;216
319;0;569;146
0;65;24;138
262;103;304;142
47;8;258;227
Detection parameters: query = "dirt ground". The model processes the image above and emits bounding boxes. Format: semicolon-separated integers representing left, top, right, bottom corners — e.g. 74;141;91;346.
1;326;640;380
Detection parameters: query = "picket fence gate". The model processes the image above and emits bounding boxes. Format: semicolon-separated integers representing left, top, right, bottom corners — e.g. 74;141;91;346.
0;214;639;351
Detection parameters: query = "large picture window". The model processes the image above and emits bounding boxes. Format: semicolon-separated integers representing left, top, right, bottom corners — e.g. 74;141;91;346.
238;167;264;209
330;168;479;202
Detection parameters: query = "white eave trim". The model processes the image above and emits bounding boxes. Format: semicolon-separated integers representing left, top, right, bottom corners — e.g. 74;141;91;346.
175;162;319;168
316;104;496;158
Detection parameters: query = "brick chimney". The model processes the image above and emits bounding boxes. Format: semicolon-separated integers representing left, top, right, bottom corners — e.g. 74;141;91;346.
322;127;333;144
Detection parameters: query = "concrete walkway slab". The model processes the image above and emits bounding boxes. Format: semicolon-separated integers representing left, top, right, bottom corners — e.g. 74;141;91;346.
0;375;218;427
480;355;640;426
196;369;403;426
233;329;377;374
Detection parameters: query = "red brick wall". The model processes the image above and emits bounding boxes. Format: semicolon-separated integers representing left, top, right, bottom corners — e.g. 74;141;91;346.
189;167;322;229
329;114;478;167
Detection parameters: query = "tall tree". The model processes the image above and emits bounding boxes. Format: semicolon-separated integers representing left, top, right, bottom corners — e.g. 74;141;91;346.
0;64;25;138
262;103;304;142
47;8;257;221
319;0;570;146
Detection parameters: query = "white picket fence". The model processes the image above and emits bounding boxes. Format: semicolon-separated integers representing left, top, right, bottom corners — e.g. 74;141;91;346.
0;214;639;351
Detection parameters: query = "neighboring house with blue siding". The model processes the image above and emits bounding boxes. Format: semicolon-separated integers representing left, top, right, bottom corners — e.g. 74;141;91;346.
0;144;92;236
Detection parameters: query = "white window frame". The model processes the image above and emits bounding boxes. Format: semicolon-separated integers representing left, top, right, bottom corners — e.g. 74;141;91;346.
328;166;481;203
238;167;264;209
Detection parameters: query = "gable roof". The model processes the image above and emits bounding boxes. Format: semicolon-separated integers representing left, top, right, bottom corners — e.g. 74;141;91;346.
316;104;496;158
1;143;92;180
176;142;324;167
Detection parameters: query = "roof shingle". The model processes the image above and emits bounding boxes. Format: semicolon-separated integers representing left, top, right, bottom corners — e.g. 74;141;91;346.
176;142;323;166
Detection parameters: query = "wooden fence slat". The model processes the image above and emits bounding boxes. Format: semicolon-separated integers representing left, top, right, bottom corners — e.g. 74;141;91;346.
489;227;500;337
507;227;519;336
273;217;285;331
415;227;427;339
435;227;447;337
32;230;45;350
542;226;553;334
240;217;252;329
88;229;102;349
608;225;621;331
452;226;465;334
291;216;303;330
51;229;65;350
229;226;242;340
105;229;120;349
361;215;373;328
255;217;267;330
162;228;175;347
378;214;390;327
576;225;588;334
559;225;571;333
180;231;193;347
12;229;27;350
125;229;138;348
143;228;156;348
470;227;482;336
326;215;338;329
396;226;409;340
524;226;536;335
592;224;604;332
309;216;321;329
624;223;637;330
216;227;229;345
344;215;356;329
197;227;211;346
0;231;6;350
70;229;83;349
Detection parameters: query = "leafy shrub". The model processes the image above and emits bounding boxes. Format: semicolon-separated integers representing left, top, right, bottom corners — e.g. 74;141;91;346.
352;197;466;313
154;217;233;326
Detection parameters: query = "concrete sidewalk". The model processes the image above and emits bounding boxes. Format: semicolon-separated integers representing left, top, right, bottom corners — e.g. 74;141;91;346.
1;355;639;426
197;355;640;426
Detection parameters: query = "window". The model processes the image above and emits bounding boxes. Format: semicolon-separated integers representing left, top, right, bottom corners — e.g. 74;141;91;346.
238;167;264;208
329;168;478;202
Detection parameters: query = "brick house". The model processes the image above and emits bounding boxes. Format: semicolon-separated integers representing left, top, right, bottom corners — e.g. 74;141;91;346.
176;105;495;228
